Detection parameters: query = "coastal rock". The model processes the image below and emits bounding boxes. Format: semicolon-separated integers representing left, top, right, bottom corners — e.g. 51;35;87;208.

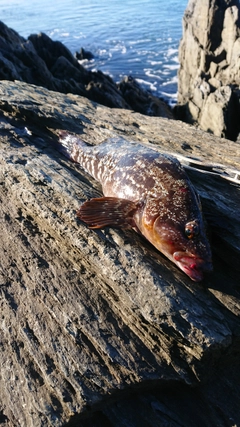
177;0;240;140
117;76;173;118
0;21;173;117
0;80;240;426
75;47;94;60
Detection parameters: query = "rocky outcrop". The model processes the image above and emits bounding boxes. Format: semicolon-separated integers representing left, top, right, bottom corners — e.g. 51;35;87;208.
0;21;172;119
177;0;240;140
75;47;94;61
0;80;240;426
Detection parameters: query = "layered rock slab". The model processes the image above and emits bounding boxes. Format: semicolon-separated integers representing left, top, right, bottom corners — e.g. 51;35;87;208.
0;80;240;426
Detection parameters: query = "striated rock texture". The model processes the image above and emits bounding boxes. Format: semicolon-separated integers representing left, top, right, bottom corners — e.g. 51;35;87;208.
177;0;240;141
0;80;240;426
0;21;172;119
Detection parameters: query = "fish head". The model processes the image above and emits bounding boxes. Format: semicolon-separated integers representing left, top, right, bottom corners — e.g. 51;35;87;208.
151;216;212;282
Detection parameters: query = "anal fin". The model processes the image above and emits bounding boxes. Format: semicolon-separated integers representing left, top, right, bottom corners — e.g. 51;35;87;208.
77;197;138;229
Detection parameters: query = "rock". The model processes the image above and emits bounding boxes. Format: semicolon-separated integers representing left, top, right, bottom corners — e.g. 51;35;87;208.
0;80;240;426
117;76;173;118
177;0;240;141
28;32;80;70
199;85;236;138
75;47;94;60
0;21;172;117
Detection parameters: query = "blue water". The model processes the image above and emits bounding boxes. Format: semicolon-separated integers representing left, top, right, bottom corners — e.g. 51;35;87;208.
0;0;188;105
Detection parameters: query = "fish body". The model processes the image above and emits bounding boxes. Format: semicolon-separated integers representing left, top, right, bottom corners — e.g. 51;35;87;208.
59;133;212;282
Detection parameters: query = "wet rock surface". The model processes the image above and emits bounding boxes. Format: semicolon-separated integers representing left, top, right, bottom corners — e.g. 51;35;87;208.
177;0;240;141
0;80;240;426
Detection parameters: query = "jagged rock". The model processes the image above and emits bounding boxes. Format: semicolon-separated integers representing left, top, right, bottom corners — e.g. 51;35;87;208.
28;32;81;70
117;76;173;118
199;84;236;137
0;80;240;426
0;21;172;117
75;47;94;60
177;0;240;141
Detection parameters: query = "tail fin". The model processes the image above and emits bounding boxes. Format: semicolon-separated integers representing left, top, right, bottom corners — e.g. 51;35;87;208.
58;131;87;163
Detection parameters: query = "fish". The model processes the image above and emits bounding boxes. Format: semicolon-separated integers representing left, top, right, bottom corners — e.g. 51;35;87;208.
58;132;212;282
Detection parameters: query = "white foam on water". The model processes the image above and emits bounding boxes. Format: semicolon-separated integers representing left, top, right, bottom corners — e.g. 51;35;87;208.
109;43;127;54
135;78;158;92
167;47;179;56
160;69;171;75
163;64;179;71
161;90;177;99
148;60;163;66
49;28;60;37
127;58;142;62
144;69;162;80
98;49;108;55
73;34;87;40
161;91;178;107
128;39;152;45
172;55;179;63
162;75;178;86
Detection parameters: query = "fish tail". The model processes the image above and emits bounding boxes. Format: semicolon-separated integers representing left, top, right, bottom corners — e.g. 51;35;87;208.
58;131;87;163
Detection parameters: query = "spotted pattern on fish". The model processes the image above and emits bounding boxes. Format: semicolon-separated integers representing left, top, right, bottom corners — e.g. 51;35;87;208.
58;132;212;282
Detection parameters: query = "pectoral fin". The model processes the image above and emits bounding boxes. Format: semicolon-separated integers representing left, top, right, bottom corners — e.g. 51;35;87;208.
77;197;138;229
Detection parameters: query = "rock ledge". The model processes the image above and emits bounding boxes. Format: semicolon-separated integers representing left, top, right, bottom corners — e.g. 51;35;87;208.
0;80;240;426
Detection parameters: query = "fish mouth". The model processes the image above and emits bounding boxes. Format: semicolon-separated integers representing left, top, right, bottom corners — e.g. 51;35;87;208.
173;252;212;282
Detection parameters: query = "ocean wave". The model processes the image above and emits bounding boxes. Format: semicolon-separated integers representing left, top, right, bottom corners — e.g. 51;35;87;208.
73;34;87;39
135;78;157;92
144;69;162;80
171;55;179;63
147;60;163;66
128;39;152;45
161;90;177;100
167;47;179;56
127;58;142;62
163;64;179;70
162;75;178;86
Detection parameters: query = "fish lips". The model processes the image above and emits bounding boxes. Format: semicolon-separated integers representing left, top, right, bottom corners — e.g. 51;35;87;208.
173;251;213;282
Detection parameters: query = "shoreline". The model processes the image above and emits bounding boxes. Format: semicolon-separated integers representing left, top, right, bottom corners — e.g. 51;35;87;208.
0;20;173;119
0;0;186;105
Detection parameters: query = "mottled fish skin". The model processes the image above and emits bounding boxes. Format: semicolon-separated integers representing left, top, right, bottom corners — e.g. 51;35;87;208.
59;132;212;282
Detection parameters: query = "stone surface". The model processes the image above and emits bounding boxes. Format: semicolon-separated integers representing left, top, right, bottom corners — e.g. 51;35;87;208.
177;0;240;141
0;80;240;426
0;21;172;119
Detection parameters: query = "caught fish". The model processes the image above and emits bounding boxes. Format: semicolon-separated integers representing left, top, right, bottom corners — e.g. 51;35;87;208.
58;132;212;282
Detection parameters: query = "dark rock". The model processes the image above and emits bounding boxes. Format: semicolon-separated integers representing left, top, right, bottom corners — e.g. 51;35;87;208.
177;0;240;140
75;47;94;60
0;79;240;426
28;32;79;70
118;76;173;118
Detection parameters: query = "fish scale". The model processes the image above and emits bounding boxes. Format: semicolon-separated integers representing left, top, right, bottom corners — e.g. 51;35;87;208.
58;132;212;282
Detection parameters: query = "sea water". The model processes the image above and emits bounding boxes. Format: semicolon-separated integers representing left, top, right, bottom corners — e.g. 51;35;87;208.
0;0;188;105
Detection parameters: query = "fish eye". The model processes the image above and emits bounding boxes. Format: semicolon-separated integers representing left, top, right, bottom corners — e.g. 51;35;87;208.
185;220;199;239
